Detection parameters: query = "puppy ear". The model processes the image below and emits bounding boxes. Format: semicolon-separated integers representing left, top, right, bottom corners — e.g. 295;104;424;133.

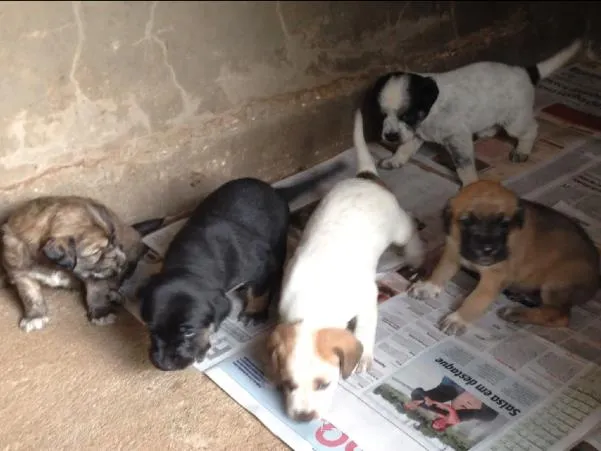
316;328;363;380
442;201;453;235
511;201;526;229
86;203;117;243
404;74;439;127
42;237;77;270
265;328;282;382
265;323;297;384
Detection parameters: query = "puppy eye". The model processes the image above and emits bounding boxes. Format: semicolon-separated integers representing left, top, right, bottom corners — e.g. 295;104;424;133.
459;215;471;225
179;326;196;338
314;379;330;391
280;380;298;392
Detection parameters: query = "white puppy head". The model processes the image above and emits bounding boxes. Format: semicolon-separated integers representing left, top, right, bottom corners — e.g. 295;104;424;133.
265;322;363;422
376;72;439;145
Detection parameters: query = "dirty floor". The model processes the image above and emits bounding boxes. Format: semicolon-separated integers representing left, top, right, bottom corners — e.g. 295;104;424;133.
0;286;286;450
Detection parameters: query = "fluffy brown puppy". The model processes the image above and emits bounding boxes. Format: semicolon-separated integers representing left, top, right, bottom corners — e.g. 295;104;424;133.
2;196;145;332
409;180;600;335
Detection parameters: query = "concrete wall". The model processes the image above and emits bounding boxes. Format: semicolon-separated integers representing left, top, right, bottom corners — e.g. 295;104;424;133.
0;1;586;223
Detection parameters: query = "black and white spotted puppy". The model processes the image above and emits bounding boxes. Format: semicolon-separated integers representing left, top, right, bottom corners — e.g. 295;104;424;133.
356;40;582;186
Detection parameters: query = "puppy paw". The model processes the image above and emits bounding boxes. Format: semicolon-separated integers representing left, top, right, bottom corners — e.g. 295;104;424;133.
509;150;529;163
355;352;373;374
90;313;117;326
88;306;117;326
378;157;403;170
238;309;269;327
438;312;468;336
19;315;49;333
497;306;524;323
408;281;442;300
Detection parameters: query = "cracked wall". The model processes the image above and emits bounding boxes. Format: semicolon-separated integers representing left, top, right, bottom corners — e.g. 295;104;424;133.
0;1;586;222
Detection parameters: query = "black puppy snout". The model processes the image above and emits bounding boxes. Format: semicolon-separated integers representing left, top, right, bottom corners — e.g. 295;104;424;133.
481;245;494;255
149;350;185;372
384;132;400;142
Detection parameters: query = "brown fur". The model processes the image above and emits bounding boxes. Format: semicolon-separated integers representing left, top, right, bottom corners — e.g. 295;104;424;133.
244;285;270;316
424;180;599;331
1;196;145;332
314;328;363;379
265;322;363;385
265;322;298;386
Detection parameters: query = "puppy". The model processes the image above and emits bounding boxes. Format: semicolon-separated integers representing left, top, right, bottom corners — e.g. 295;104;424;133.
2;196;145;332
409;180;600;335
137;163;346;372
265;110;425;422
357;40;582;186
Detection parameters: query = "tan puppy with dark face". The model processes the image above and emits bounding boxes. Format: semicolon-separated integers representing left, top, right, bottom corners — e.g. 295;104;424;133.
409;180;600;335
2;196;145;332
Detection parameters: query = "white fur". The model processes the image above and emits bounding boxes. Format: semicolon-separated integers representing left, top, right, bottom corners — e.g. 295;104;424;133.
408;280;442;300
20;316;49;333
375;40;582;185
438;311;468;336
90;313;117;326
277;116;424;420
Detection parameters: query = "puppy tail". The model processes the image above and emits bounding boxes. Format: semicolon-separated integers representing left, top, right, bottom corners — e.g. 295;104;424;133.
527;39;582;85
130;218;169;237
353;109;378;176
275;159;348;205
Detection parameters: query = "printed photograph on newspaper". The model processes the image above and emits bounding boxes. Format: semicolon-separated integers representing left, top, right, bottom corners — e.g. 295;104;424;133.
365;341;532;451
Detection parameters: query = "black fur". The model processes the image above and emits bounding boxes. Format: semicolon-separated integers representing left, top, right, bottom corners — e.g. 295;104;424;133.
131;218;168;237
458;212;517;266
356;171;380;182
358;72;399;144
138;164;346;372
402;74;439;128
525;66;540;86
358;72;439;146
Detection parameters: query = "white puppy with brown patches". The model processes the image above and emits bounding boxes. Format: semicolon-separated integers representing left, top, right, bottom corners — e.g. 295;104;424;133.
265;110;424;423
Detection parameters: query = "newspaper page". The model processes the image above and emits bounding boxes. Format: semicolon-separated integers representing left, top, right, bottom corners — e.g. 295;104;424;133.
202;141;601;450
411;60;601;185
120;147;458;372
505;136;601;252
208;265;601;451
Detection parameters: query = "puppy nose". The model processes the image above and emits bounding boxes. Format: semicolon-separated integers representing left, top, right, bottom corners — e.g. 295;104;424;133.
384;132;400;142
150;351;175;371
482;245;494;255
294;410;318;423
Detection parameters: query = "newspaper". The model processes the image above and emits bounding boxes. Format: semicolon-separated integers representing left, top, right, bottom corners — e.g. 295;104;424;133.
206;267;601;451
504;137;601;252
412;61;601;185
120;145;601;451
120;147;458;372
117;60;601;451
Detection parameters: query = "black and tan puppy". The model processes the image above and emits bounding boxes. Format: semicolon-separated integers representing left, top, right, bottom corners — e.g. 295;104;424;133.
2;196;145;332
409;180;600;335
138;164;346;372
